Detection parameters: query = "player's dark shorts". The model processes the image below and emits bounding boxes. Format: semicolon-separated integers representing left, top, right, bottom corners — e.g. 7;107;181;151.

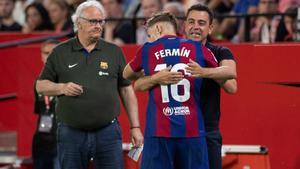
141;137;209;169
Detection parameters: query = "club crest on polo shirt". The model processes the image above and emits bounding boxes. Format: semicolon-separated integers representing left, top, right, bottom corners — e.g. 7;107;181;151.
100;61;108;69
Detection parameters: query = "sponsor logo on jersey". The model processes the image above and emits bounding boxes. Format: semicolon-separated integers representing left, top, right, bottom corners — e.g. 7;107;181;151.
163;106;190;116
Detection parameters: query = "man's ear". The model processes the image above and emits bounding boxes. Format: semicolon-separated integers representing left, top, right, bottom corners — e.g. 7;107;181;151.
208;22;214;35
156;24;162;35
77;20;82;30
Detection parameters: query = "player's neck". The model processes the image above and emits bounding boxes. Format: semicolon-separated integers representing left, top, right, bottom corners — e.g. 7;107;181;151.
160;30;176;38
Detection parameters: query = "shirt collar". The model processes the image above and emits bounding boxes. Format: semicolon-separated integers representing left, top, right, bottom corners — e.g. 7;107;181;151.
72;36;103;51
161;35;178;38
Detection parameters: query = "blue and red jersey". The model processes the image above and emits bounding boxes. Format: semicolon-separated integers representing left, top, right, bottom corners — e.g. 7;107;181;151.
130;35;217;138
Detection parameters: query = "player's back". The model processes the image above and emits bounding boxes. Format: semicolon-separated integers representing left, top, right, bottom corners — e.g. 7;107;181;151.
134;35;217;138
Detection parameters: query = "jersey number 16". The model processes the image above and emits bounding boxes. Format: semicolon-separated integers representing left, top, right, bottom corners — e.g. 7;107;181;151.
154;63;191;103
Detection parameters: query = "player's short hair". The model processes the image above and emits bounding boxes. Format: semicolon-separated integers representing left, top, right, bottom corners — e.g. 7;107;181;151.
145;12;178;32
186;4;214;25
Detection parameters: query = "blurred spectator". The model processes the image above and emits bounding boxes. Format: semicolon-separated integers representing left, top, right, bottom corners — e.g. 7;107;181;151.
123;0;136;12
22;2;53;33
250;0;280;42
278;0;300;13
209;0;235;40
39;0;53;10
101;0;136;45
275;6;298;41
141;0;163;19
181;0;202;11
0;0;22;31
163;1;185;35
13;0;33;26
33;39;60;169
217;0;260;42
136;0;163;44
65;0;85;10
208;0;235;13
124;0;141;18
48;0;73;32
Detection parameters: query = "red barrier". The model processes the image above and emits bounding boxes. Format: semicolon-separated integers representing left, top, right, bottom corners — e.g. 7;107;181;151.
0;32;67;44
1;42;300;169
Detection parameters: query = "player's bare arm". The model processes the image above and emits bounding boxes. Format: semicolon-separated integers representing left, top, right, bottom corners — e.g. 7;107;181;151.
123;64;144;81
119;85;144;147
36;80;83;96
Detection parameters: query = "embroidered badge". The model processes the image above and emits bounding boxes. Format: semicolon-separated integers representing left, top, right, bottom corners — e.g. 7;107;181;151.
100;62;108;69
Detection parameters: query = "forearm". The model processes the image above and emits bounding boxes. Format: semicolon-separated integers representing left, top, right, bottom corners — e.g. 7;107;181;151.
123;64;143;81
201;65;236;80
36;80;64;96
119;86;140;127
216;79;237;94
134;75;158;91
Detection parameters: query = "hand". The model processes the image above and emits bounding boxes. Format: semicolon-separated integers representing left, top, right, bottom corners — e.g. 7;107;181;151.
186;59;206;78
61;82;83;96
152;66;184;85
22;24;34;33
104;21;117;31
130;128;144;148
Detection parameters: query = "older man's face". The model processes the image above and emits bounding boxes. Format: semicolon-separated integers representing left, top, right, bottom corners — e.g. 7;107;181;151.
78;7;105;42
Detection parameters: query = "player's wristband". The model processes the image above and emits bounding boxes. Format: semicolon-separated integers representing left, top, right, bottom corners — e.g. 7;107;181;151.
130;126;140;129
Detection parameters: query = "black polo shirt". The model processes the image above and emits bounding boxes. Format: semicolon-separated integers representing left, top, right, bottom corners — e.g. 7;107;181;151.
200;42;235;132
39;37;130;130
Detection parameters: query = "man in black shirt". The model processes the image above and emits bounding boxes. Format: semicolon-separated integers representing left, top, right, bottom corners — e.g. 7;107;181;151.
0;0;22;31
185;4;237;169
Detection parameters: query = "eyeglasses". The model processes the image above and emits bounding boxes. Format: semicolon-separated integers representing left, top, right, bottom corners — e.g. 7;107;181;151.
80;17;105;26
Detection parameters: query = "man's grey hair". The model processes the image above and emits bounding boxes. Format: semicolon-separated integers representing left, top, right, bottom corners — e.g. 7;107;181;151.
71;0;106;32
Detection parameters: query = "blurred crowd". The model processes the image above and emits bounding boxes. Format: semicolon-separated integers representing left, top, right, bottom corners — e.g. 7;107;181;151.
0;0;300;44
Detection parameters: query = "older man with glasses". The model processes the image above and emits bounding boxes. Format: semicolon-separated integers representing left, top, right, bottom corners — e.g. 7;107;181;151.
35;0;143;169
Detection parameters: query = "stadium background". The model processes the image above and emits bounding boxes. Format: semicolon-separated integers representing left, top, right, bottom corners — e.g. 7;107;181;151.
0;32;299;168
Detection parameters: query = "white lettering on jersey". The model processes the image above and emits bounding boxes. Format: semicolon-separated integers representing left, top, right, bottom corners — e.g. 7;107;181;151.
155;47;191;60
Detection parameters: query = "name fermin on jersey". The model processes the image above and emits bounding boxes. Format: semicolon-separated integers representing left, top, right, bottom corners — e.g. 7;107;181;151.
154;47;191;60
